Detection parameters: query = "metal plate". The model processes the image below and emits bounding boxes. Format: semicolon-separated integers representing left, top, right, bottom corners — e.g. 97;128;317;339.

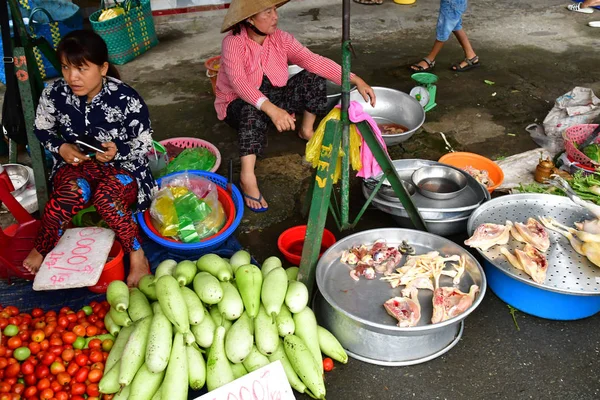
467;194;600;296
364;159;489;214
316;228;487;332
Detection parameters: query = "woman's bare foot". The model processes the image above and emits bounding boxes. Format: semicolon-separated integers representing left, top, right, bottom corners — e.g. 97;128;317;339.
23;248;43;274
298;127;315;141
240;172;268;211
127;249;150;287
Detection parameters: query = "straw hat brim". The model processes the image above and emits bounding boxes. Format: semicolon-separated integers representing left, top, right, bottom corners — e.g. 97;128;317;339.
221;0;290;33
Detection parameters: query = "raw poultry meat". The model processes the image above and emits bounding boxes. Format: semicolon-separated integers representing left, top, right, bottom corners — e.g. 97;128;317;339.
431;285;479;324
465;221;513;251
342;240;407;281
512;218;550;252
383;292;421;327
499;244;548;283
539;216;600;268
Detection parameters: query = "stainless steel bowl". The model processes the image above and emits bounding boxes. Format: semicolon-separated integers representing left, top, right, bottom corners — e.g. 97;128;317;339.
412;166;468;200
349;87;425;146
315;228;486;365
3;164;31;197
392;214;471;236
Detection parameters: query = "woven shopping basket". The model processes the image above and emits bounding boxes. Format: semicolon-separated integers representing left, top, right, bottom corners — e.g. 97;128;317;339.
89;0;158;65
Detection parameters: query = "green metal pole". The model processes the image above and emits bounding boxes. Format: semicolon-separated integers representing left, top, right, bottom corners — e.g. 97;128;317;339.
298;120;342;295
339;0;352;229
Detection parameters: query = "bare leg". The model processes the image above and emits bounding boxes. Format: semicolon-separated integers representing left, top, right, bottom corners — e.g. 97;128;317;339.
127;248;150;287
240;154;268;210
411;40;445;71
451;29;478;69
580;0;600;8
298;111;317;140
23;248;44;274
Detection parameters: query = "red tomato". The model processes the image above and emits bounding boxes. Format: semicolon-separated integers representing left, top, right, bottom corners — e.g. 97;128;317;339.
71;382;86;395
66;362;79;377
87;314;98;324
61;349;74;362
18;330;30;342
40;340;50;351
50;379;62;393
41;352;56;366
43;324;55;337
21;360;34;375
50;361;65;375
24;373;37;386
49;338;63;347
36;377;51;391
30;330;45;343
89;350;103;364
74;354;88;367
34;320;46;330
90;362;104;371
35;364;50;379
61;332;76;345
28;341;41;355
0;319;8;330
96;309;107;320
0;382;10;393
12;383;24;395
5;306;19;317
0;357;7;369
57;317;68;329
323;357;334;372
39;388;54;400
23;386;37;398
74;366;88;383
87;368;103;383
7;337;22;350
72;326;86;337
45;310;57;319
4;362;20;378
31;308;44;318
59;307;71;315
86;326;99;337
88;339;102;351
76;310;86;320
56;371;71;386
86;383;100;397
55;390;69;400
72;396;86;400
49;346;63;357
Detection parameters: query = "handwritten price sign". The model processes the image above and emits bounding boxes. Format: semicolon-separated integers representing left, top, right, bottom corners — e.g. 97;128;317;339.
33;228;115;291
195;361;295;400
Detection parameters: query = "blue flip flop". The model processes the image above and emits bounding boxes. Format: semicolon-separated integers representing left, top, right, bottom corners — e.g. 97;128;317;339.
242;191;269;213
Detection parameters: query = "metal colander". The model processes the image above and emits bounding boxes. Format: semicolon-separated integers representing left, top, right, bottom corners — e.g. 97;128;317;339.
468;194;600;295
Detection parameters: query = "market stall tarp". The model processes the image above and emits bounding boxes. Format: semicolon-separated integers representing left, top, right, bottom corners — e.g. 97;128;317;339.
0;233;245;312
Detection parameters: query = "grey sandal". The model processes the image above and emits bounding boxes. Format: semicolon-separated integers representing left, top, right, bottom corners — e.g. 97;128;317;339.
452;55;480;72
410;57;435;72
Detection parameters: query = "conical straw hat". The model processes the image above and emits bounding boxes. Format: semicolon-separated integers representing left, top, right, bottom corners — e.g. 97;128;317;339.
221;0;290;33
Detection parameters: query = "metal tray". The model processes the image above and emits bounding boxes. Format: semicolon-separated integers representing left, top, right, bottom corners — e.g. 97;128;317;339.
364;159;489;214
315;228;486;364
467;194;600;295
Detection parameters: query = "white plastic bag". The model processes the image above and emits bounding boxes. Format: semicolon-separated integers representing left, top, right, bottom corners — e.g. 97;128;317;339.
543;87;600;138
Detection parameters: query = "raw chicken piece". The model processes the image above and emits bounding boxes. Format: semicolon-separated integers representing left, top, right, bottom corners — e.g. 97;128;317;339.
465;221;513;251
383;292;421;327
513;218;550;252
539;216;600;268
349;264;376;281
499;244;548;283
431;285;479;324
539;216;600;243
401;277;434;297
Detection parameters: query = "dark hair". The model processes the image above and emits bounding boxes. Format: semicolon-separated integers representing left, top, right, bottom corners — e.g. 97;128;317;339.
232;23;242;35
57;30;120;79
231;21;266;36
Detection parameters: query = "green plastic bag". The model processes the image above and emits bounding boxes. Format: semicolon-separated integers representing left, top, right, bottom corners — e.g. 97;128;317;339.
166;147;216;174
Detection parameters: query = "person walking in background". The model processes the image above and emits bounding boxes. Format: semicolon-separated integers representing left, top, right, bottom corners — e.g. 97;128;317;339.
410;0;480;72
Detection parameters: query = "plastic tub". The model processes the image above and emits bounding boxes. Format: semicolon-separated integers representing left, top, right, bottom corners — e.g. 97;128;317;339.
159;137;221;173
204;55;221;95
88;241;124;294
142;185;235;243
137;170;244;256
277;225;336;265
438;152;504;193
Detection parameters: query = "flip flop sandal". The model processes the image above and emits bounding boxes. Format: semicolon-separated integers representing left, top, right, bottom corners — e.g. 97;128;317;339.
410;57;435;72
242;191;269;213
452;56;480;72
353;0;384;4
589;20;600;27
567;3;593;13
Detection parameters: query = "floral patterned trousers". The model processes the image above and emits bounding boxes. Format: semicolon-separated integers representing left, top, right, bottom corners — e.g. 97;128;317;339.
34;161;142;256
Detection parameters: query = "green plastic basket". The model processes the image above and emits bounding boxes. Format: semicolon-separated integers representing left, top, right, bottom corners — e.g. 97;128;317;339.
89;0;158;65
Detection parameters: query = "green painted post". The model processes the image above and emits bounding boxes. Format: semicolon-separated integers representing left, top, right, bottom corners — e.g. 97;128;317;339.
298;119;342;295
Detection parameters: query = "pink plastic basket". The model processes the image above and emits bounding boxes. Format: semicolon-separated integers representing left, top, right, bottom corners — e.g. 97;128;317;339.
159;137;221;173
564;124;600;167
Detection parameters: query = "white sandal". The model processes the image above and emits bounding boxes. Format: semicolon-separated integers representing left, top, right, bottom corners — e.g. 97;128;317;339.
589;20;600;26
567;3;594;13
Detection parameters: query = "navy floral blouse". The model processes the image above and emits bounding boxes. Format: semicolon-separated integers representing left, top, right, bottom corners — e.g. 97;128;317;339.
34;77;157;213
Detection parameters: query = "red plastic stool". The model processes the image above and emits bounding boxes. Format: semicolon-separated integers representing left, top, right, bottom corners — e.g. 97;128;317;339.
0;184;40;281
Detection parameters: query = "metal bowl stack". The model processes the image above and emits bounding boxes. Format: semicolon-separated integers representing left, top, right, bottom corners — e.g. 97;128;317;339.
362;159;490;236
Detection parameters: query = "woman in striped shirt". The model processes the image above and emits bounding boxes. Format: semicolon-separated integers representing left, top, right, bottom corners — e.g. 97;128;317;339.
216;0;376;212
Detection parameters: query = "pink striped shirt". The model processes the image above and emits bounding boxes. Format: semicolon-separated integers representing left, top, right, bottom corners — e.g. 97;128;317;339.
214;26;351;120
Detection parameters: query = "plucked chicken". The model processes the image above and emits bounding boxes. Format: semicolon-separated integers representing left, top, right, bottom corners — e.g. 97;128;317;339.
512;218;550;252
431;285;479;324
499;244;548;283
539;216;600;268
465;221;513;251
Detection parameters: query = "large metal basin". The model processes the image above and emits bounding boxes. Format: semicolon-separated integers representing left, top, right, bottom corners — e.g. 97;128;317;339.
315;228;486;365
349;87;425;146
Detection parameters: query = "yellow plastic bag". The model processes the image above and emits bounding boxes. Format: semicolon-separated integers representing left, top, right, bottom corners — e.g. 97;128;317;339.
305;108;362;183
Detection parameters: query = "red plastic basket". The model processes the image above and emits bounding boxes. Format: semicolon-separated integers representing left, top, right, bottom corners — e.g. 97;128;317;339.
564;124;600;167
159;137;221;173
142;185;235;243
88;241;125;294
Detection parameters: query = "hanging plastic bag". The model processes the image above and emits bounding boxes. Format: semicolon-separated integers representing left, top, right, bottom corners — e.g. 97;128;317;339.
166;147;217;174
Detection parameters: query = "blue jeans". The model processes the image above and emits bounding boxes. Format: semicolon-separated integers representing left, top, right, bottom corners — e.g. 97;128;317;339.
436;0;468;41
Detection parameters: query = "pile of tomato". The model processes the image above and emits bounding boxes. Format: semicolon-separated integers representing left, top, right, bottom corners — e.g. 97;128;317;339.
0;301;114;400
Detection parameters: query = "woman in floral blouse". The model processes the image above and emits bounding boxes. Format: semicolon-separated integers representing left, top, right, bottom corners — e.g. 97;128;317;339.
23;30;156;287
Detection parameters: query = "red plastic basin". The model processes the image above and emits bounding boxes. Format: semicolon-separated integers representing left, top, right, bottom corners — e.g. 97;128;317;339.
277;225;336;265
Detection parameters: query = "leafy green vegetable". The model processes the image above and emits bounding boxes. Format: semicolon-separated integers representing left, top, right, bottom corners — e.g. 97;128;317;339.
569;171;600;204
515;183;566;196
583;144;600;163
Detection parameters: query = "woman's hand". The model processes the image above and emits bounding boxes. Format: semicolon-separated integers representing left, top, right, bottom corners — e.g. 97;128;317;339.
352;76;377;107
97;142;118;163
262;102;296;132
59;143;90;166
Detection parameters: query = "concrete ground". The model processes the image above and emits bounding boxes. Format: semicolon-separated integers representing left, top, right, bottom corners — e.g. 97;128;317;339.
2;0;600;398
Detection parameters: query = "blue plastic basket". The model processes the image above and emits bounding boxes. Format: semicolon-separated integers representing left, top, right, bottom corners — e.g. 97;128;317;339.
137;170;244;256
